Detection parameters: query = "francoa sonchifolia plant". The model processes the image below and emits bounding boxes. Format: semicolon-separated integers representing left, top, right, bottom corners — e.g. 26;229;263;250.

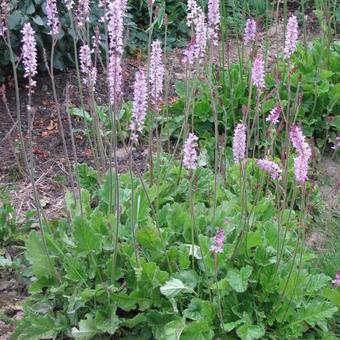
0;0;338;339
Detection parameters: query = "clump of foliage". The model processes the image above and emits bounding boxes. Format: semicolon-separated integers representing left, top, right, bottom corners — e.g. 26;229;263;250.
163;38;340;155
12;161;338;339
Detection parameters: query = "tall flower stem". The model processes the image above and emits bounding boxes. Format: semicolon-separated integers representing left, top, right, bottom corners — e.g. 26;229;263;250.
208;41;220;221
67;10;99;172
65;85;83;217
276;183;307;311
231;162;247;259
26;77;59;281
213;255;224;330
146;2;155;185
3;33;26;174
189;171;196;270
47;38;76;199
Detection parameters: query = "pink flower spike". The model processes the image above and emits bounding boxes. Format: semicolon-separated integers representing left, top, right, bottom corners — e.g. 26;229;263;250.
210;229;225;254
0;0;9;37
289;124;311;159
251;56;265;90
150;40;165;104
293;154;309;184
193;8;207;61
244;18;256;46
232;123;247;163
289;124;305;152
289;124;311;184
79;44;97;90
129;69;148;142
208;0;220;46
266;106;281;125
284;15;298;59
107;0;127;55
46;0;60;36
183;133;199;170
21;23;38;87
256;159;282;180
76;0;90;27
108;53;123;106
187;0;199;27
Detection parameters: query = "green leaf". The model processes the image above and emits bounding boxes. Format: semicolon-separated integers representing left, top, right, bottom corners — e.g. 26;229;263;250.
298;301;337;327
329;116;340;129
136;225;162;250
160;278;194;298
95;307;120;335
223;320;243;332
317;80;330;94
160;319;186;340
15;314;65;340
246;231;262;250
8;10;23;30
226;266;252;293
72;216;101;256
77;164;98;193
322;287;340;308
320;70;334;80
236;324;265;340
64;254;87;283
26;231;55;278
72;314;99;340
305;274;331;294
25;1;36;14
184;298;214;321
121;314;146;329
32;15;44;26
69;108;92;122
181;320;214;340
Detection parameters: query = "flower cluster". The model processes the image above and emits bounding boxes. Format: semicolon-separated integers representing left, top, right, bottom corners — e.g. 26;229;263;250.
76;0;90;27
289;124;308;154
251;56;265;90
0;0;8;37
79;45;97;90
193;9;208;61
232;123;247;163
332;272;340;287
290;124;312;184
208;0;220;46
183;133;199;170
256;159;282;180
46;0;60;36
266;106;281;125
21;23;38;87
107;0;127;55
284;15;298;59
107;0;127;106
210;229;225;254
150;40;165;104
244;18;256;46
130;70;148;142
108;53;123;105
187;0;199;27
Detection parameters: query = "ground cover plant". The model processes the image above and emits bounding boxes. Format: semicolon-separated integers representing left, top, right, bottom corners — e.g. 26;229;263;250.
0;0;339;339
